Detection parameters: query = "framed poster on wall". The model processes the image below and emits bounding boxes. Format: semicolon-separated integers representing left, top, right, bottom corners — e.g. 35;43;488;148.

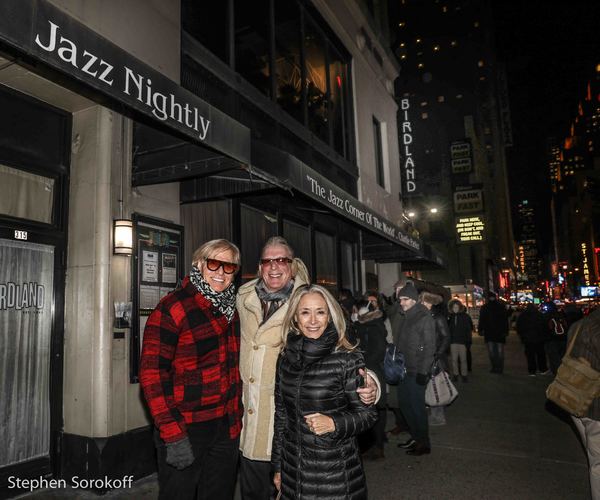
130;214;184;383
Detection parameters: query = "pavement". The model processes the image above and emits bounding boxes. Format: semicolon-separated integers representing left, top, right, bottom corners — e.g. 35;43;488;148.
20;332;589;499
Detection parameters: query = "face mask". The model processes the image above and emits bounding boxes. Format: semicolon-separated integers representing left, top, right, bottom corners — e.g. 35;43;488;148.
358;306;369;316
351;313;358;322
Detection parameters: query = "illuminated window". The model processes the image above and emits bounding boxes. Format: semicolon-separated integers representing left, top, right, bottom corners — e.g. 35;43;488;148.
451;40;458;47
433;45;440;52
474;21;480;28
421;112;428;119
438;95;445;103
478;60;485;67
442;5;448;12
399;21;406;27
416;38;422;43
418;63;424;69
420;101;428;106
400;42;405;48
456;94;463;99
400;54;407;60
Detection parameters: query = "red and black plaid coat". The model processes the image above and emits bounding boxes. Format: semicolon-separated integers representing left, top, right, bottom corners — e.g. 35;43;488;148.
139;276;242;443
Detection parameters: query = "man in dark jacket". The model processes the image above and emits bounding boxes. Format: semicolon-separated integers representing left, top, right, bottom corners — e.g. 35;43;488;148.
448;299;473;381
568;308;600;498
393;282;436;456
478;291;509;374
516;304;549;376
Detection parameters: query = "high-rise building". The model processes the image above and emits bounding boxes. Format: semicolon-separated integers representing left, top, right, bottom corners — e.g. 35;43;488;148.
387;0;514;292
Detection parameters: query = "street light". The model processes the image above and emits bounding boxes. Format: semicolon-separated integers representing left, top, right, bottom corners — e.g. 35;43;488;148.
501;257;507;262
430;207;438;214
408;211;416;218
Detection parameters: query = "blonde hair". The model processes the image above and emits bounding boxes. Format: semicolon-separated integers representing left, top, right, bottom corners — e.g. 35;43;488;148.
191;239;241;270
282;284;356;351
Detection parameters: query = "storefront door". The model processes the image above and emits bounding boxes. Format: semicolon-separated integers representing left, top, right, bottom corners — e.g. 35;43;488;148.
0;239;55;468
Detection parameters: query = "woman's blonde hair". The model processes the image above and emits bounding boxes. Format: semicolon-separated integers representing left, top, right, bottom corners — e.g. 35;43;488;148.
282;284;356;351
191;239;241;270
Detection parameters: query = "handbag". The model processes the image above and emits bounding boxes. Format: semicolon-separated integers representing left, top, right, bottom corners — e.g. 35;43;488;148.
383;343;406;385
546;322;600;417
425;360;458;407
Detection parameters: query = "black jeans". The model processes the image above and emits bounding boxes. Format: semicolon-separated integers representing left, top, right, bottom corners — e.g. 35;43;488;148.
397;375;430;448
486;342;505;373
524;341;548;374
155;417;239;500
546;340;567;374
240;455;276;500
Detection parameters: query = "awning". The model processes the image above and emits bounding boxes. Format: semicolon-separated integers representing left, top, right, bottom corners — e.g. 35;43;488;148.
362;236;446;270
253;141;422;253
0;0;250;165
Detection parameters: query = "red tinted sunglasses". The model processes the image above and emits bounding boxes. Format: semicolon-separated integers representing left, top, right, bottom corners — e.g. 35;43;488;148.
205;258;239;274
260;257;292;266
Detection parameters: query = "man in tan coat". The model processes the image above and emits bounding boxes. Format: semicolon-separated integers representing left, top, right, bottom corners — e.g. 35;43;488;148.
237;236;379;499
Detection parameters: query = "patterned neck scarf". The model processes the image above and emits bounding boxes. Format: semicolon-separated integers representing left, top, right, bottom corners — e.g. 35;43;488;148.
189;266;237;322
255;279;295;323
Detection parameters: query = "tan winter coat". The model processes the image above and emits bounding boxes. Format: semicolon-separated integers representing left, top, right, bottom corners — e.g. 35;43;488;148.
236;258;310;461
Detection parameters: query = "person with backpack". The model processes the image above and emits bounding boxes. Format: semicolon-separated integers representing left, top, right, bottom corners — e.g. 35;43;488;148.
542;301;568;375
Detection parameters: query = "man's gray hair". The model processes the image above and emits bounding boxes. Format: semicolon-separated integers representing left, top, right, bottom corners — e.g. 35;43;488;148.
261;236;294;258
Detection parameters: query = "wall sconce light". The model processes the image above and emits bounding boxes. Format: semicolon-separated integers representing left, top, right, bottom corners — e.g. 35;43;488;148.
113;219;133;255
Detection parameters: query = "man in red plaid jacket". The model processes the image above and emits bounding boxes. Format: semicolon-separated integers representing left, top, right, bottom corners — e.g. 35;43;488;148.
140;239;242;500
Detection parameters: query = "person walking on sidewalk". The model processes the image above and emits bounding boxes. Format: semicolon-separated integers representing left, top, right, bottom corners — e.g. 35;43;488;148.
393;282;436;455
237;237;379;500
566;307;600;499
478;291;509;374
140;239;242;500
516;304;549;376
543;301;569;375
447;299;473;382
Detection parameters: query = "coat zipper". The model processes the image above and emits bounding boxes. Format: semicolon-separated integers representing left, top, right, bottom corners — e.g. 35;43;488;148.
295;368;304;498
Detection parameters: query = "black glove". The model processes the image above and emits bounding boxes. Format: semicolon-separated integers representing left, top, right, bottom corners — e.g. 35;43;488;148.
416;373;429;386
165;436;195;470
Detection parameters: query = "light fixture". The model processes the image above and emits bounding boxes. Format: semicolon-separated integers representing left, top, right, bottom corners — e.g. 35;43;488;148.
113;219;133;255
430;207;438;214
501;257;507;261
408;211;416;218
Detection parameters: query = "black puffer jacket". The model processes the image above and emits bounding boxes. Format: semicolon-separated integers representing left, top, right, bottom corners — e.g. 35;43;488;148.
432;310;451;371
272;325;378;500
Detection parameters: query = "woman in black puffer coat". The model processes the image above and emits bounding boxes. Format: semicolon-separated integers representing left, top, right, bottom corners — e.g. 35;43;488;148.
272;285;378;500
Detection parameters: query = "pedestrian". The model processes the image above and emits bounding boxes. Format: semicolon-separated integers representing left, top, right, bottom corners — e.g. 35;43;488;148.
420;291;451;426
385;280;411;436
565;307;600;499
447;299;474;382
393;282;436;455
354;294;389;459
543;301;568;375
237;236;379;499
139;239;242;500
271;284;378;499
516;304;549;376
478;291;509;374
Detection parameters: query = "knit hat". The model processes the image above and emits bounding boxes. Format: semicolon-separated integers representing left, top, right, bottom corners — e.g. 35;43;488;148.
397;282;419;301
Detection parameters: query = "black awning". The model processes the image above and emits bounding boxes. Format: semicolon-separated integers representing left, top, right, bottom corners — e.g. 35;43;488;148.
362;234;446;269
0;0;251;165
253;141;423;253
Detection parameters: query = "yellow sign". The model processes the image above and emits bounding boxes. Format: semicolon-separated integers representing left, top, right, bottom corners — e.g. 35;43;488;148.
456;216;485;243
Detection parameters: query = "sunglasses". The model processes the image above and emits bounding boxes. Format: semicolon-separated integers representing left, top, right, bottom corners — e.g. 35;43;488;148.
260;257;292;266
205;258;239;274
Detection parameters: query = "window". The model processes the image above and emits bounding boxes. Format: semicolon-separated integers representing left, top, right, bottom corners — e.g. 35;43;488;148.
0;165;55;224
304;16;328;143
329;47;349;157
182;2;228;63
240;205;278;282
372;117;385;188
283;219;311;271
340;240;358;294
235;0;271;97
315;231;337;292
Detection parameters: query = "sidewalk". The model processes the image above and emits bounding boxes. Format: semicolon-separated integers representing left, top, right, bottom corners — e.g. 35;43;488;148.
21;333;589;499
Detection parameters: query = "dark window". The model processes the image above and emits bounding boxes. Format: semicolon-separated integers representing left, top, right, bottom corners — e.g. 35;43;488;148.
340;240;358;295
234;0;271;97
304;15;328;143
373;117;385;188
329;46;349;157
315;231;337;292
283;219;311;273
274;1;303;124
181;1;228;64
240;204;278;282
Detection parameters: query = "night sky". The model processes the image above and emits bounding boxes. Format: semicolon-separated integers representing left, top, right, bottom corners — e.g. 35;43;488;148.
492;1;599;252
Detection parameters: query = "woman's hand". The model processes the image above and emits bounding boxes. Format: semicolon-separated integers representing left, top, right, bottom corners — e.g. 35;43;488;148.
304;413;335;435
273;472;281;491
356;368;377;405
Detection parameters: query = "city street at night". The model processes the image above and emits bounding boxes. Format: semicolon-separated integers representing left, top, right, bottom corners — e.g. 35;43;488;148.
20;333;589;499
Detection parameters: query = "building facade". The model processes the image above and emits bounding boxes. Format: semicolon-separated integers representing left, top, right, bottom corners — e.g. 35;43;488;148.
0;0;442;495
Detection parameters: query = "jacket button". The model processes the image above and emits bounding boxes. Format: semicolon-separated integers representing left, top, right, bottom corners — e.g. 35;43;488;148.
249;377;255;383
253;345;259;350
248;409;254;415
